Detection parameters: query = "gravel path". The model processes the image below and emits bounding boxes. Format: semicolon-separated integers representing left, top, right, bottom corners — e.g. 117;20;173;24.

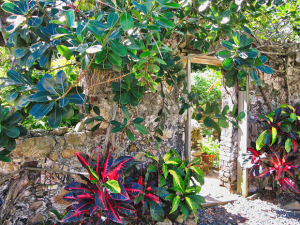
197;198;300;225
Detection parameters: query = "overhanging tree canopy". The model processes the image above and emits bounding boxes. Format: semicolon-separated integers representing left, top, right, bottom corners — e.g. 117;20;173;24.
1;0;299;161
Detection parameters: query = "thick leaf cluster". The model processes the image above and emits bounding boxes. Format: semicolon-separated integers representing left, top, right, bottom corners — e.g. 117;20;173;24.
111;74;147;106
0;105;27;162
0;69;35;110
144;149;205;223
256;103;300;152
125;165;168;222
62;143;141;224
216;32;273;87
239;102;300;194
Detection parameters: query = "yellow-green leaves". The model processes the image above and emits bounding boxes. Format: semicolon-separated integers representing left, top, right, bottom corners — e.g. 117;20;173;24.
104;180;121;193
88;165;99;181
185;197;197;222
271;127;277;145
190;166;204;178
169;169;185;193
256;130;268;150
170;195;180;214
57;45;73;60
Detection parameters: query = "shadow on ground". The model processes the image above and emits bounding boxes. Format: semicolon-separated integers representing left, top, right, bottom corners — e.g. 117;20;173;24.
197;206;248;225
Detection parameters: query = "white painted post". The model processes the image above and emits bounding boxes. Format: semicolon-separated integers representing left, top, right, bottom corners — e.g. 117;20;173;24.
237;77;249;197
185;58;192;161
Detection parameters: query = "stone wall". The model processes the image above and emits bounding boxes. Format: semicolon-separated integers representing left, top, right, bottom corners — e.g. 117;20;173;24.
0;81;186;225
219;85;238;193
0;118;184;225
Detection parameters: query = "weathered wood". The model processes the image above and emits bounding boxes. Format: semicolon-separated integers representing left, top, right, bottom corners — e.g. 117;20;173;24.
237;77;249;197
191;58;222;66
184;58;192;161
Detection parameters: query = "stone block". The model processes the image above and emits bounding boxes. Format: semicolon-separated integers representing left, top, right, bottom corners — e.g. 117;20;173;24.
52;127;68;135
13;136;56;158
0;161;19;175
62;147;80;158
64;133;86;145
49;152;58;161
134;152;145;161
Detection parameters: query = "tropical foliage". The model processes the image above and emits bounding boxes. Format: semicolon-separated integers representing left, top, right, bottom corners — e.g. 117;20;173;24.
61;144;205;224
0;0;280;161
239;102;300;193
143;149;205;223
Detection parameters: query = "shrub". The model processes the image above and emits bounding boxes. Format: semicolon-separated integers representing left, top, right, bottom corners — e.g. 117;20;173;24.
60;144;205;224
239;103;300;194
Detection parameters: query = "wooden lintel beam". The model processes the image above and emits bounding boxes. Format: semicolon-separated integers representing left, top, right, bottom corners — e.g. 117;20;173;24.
190;58;222;66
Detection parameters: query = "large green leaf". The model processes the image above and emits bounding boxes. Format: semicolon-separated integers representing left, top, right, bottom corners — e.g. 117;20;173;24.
149;201;164;222
3;126;20;138
190;166;204;178
134;124;148;135
164;3;181;8
104;180;121;193
109;39;127;57
121;106;130;120
155;17;175;29
285;139;292;153
120;91;130;104
48;103;62;129
256;130;268;150
65;9;75;27
250;70;261;85
61;105;74;119
120;12;134;30
57;45;73;60
180;202;189;221
169;169;185;193
2;3;24;15
107;51;122;66
126;130;135;142
0;131;9;147
4;113;22;125
170;195;180;214
163;164;168;178
0;108;9;123
203;116;213;127
186;194;206;208
222;58;234;70
185;197;197;222
232;32;240;45
107;12;119;27
0;155;11;162
271;127;277;145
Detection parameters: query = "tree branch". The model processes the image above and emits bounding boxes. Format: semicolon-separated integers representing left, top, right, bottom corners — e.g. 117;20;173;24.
256;70;273;111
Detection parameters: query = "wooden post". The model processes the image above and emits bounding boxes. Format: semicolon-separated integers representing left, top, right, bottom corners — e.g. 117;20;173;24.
237;77;249;197
185;58;192;161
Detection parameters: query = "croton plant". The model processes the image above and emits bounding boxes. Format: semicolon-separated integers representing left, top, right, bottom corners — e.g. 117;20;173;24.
59;143;205;224
239;103;300;194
